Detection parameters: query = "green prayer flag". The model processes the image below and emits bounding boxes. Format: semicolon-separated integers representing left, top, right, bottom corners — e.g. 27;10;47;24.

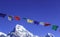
52;25;58;31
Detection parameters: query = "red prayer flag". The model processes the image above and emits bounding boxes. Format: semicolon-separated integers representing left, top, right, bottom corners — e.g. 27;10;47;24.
44;22;51;26
14;16;20;20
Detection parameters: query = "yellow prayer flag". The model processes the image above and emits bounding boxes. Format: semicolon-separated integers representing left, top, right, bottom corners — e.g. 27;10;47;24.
27;19;33;23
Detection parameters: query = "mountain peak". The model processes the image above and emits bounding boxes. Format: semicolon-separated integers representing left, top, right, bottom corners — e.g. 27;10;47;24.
15;24;27;32
8;24;40;37
0;24;55;37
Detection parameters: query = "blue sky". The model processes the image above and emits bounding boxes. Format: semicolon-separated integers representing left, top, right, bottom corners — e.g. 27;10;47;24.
0;0;60;37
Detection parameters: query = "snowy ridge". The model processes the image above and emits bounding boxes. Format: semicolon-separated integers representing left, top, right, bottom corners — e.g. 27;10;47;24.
0;32;7;36
15;24;34;36
13;24;39;37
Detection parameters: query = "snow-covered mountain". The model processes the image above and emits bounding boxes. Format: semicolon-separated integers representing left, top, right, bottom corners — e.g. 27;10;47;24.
0;24;55;37
0;24;39;37
7;24;39;37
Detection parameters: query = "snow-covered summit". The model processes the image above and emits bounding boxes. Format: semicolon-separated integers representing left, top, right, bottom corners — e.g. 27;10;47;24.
16;24;34;35
7;24;39;37
15;24;27;32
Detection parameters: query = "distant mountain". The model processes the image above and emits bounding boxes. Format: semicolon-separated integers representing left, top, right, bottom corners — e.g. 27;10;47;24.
0;24;55;37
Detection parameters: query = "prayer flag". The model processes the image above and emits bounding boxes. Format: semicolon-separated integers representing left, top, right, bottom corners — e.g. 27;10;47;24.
39;22;45;26
52;25;58;31
44;22;51;26
34;21;39;25
27;19;33;23
22;17;27;20
0;13;6;18
14;16;20;20
8;16;13;21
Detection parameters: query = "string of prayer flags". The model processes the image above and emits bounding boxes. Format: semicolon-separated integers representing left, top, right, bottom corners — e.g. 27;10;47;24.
0;13;6;18
27;19;34;23
14;16;20;20
52;25;58;31
0;13;60;32
8;16;13;21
